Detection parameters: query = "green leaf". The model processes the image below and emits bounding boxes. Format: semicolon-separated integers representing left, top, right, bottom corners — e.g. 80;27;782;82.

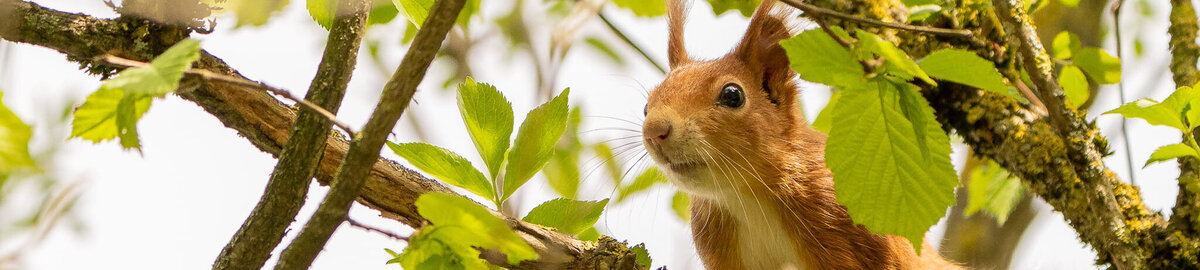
1060;0;1080;7
584;37;626;66
1105;85;1200;133
826;80;959;251
917;49;1011;96
307;0;338;29
522;198;609;236
1145;143;1199;167
966;161;1024;224
545;108;584;198
705;0;758;17
906;5;942;22
1059;65;1089;109
457;78;515;180
416;193;538;265
577;227;600;241
1052;31;1082;59
393;0;478;28
70;87;152;148
811;91;840;134
388;142;496;202
1073;48;1122;84
631;244;652;269
393;225;487;269
617;167;667;202
503;89;571;201
592;143;625;186
781;28;864;88
231;0;290;27
613;0;666;17
856;30;934;85
367;1;400;25
671;191;690;222
0;91;36;173
108;39;202;97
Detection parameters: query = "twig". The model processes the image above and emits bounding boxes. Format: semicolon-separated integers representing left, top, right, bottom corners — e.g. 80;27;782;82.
100;55;356;135
272;0;466;268
991;0;1072;138
597;11;666;74
1111;0;1136;185
780;0;985;47
347;217;409;241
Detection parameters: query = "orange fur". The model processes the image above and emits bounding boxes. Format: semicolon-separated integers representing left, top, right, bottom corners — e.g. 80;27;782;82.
643;0;960;269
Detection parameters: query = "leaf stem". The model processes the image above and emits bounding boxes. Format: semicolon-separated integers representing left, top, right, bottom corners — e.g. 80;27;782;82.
597;11;666;75
1110;0;1137;185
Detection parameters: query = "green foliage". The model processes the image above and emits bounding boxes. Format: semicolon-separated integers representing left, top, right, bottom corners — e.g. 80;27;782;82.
392;0;479;28
705;0;758;17
780;28;863;87
71;39;201;150
591;143;625;186
584;37;626;66
522;198;609;236
906;4;942;22
391;193;538;268
1147;143;1198;167
855;31;933;85
457;78;514;180
917;49;1011;97
503;89;571;201
0;92;35;173
631;244;652;269
306;0;337;30
612;0;666;17
1073;48;1122;85
544;107;584;198
1106;83;1200;168
367;1;400;25
671;191;690;222
1052;31;1082;60
230;0;290;27
577;227;600;241
1058;65;1089;108
811;91;840;133
617;167;667;202
966;161;1024;224
387;142;495;202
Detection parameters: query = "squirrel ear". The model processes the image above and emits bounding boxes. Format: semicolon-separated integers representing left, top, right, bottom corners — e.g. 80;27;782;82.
667;0;691;69
732;0;798;106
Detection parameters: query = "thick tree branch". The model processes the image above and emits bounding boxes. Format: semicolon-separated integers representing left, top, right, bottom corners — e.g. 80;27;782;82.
1168;0;1200;239
0;1;643;269
212;0;370;269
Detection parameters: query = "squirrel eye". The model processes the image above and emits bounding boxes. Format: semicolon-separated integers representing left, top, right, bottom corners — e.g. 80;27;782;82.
717;83;745;108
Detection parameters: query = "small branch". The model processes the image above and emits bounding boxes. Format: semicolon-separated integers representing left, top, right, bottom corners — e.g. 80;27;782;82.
597;11;666;74
1168;0;1200;237
991;0;1072;138
1111;0;1137;185
347;217;409;241
99;55;356;135
780;0;984;46
272;0;466;268
212;0;371;269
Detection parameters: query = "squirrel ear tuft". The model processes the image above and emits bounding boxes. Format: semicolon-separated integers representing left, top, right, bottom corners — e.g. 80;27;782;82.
732;0;799;106
667;0;691;69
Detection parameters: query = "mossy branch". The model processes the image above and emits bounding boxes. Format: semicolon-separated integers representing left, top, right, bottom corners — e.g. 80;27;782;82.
212;0;370;269
0;0;643;268
1168;0;1200;241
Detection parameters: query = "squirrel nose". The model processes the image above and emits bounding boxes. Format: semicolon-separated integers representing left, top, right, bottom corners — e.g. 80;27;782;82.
644;120;672;145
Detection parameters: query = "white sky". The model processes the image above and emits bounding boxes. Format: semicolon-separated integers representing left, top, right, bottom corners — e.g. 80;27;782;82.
0;0;1187;269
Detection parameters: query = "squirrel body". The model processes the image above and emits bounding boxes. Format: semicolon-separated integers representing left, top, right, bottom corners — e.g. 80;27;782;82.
641;1;960;269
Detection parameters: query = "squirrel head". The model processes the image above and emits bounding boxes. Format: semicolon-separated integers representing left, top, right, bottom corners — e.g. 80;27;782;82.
643;0;802;197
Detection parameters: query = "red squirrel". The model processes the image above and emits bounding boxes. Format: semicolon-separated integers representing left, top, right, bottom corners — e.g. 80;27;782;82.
641;0;960;269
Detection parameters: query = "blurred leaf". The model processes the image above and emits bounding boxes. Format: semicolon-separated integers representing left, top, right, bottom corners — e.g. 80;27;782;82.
906;5;941;22
1052;31;1082;60
231;0;290;27
917;49;1009;96
1073;48;1122;84
393;0;479;28
671;191;690;222
457;78;515;180
631;244;652;269
592;143;625;186
706;0;758;17
387;142;495;202
584;37;625;66
415;193;539;265
856;30;934;85
545;108;584;198
0;92;36;173
966;161;1024;224
1146;143;1199;167
1059;65;1089;109
402;22;418;44
522;198;608;235
612;0;665;17
1060;0;1080;7
307;0;337;29
368;1;399;25
1134;38;1145;57
781;28;864;88
577;227;600;241
503;89;571;202
811;91;840;134
617;167;666;202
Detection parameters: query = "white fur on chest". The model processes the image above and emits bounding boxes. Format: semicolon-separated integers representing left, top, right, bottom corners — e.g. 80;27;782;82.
721;192;805;270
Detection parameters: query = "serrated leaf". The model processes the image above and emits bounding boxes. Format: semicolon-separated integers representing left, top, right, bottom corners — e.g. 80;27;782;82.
231;0;290;27
0;92;36;173
109;39;201;96
388;142;495;202
613;0;666;17
70;87;152;148
307;0;337;29
522;198;609;236
918;49;1011;96
781;28;864;88
856;30;934;85
1146;143;1199;167
503;89;571;201
416;193;538;265
966;161;1024;224
392;225;487;269
1105;85;1200;132
826;80;959;251
812;91;840;133
706;0;758;17
1073;48;1122;84
457;78;514;180
1059;65;1089;108
671;191;690;222
631;244;652;268
1052;31;1082;59
617;167;667;202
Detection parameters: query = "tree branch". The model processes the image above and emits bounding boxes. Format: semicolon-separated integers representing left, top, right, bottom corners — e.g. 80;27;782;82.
1168;0;1200;239
0;1;642;268
597;11;666;75
780;0;984;47
212;0;369;269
